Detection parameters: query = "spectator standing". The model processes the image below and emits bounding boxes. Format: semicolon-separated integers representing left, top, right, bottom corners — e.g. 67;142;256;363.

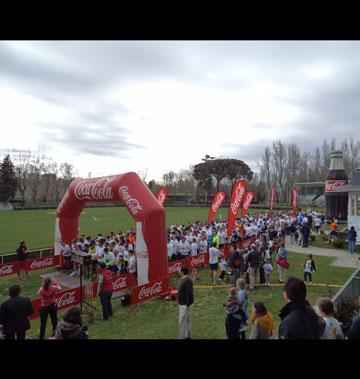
54;307;88;339
303;254;316;284
263;259;273;287
301;220;310;248
246;244;261;290
97;262;113;320
278;276;324;339
236;278;249;339
0;284;34;340
178;266;194;339
128;250;137;274
317;298;343;339
208;242;220;285
277;241;288;283
249;301;275;339
224;287;245;340
314;216;322;235
218;254;227;281
229;247;242;285
38;277;62;339
16;241;28;280
348;226;357;255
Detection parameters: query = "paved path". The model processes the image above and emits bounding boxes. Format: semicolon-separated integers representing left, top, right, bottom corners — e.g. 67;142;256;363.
285;235;360;269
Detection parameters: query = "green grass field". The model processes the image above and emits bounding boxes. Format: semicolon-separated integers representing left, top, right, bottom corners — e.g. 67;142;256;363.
0;251;354;339
0;206;233;254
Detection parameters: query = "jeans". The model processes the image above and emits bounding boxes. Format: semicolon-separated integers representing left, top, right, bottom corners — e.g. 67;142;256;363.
39;303;58;339
304;272;312;282
349;240;356;254
100;291;113;320
179;304;193;339
230;268;240;285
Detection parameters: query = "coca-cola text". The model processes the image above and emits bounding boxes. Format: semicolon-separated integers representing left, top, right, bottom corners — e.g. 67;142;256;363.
119;186;143;215
74;177;115;201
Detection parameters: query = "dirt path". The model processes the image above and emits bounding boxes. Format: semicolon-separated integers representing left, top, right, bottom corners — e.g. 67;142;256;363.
285;235;360;268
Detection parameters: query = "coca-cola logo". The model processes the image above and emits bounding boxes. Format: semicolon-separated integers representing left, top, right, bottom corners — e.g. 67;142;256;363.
74;177;115;201
243;193;253;210
168;262;182;274
119;186;143;215
113;276;127;290
0;264;15;276
138;281;163;300
30;257;56;269
56;291;77;308
190;254;206;267
212;192;225;213
231;184;246;214
325;180;347;192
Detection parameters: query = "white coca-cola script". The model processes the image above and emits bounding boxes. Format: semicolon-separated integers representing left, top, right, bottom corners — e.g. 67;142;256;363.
325;180;347;192
30;258;56;269
56;291;77;308
231;185;246;214
0;265;15;276
212;192;225;212
138;281;163;300
168;262;182;274
190;254;206;267
119;186;143;215
74;177;115;201
243;193;253;209
112;276;127;290
30;257;55;269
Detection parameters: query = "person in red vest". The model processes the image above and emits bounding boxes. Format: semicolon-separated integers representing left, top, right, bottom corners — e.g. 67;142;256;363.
97;262;113;320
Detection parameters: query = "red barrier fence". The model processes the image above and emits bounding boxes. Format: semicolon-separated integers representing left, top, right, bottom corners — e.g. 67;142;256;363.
29;286;85;320
0;256;60;278
131;277;169;305
92;273;137;298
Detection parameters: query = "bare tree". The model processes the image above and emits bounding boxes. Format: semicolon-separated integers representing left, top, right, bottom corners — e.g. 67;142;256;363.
272;141;287;203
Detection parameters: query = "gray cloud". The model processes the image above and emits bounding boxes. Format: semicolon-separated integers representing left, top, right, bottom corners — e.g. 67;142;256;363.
2;41;360;174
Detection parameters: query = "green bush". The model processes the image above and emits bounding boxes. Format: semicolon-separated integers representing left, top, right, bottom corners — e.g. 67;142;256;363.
333;238;345;248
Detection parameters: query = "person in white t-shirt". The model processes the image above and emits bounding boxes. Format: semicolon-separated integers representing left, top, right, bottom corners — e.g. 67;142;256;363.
209;242;220;285
167;238;175;261
317;298;344;339
198;234;208;254
179;237;190;259
190;238;198;256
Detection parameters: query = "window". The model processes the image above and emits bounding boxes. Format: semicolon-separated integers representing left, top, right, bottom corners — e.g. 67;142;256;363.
357;194;360;216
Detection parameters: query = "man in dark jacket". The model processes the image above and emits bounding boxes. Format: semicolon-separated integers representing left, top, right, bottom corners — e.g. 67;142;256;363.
0;284;34;339
245;244;261;289
301;221;311;248
178;265;194;339
348;226;357;255
278;276;324;339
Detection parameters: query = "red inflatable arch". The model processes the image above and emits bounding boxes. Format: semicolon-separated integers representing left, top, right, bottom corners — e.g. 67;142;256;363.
54;172;168;285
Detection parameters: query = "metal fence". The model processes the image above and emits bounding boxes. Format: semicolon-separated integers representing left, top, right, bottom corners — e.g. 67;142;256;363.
0;247;54;265
332;265;360;317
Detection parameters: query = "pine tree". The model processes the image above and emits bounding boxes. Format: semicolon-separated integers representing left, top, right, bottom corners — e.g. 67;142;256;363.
0;155;17;202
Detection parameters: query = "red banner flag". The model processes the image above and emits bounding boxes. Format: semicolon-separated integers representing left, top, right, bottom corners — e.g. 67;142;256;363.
241;191;254;218
227;180;247;238
208;191;226;223
269;185;276;219
155;188;167;206
291;187;297;217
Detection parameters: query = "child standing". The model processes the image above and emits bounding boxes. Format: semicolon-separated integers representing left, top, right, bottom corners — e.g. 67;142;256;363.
219;254;227;281
303;254;316;284
224;287;246;339
263;259;273;286
317;298;344;339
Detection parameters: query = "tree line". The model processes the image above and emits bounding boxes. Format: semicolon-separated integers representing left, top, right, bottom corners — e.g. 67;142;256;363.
0;149;76;207
1;138;359;207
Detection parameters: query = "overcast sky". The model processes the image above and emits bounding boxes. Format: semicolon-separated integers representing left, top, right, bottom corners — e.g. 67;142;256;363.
1;40;360;181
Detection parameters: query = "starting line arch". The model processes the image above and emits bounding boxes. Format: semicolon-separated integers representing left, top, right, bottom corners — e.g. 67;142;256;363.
54;172;168;286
